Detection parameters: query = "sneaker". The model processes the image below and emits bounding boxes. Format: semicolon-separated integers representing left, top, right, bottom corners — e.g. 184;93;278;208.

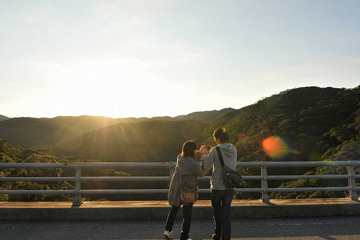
212;234;220;240
164;230;173;239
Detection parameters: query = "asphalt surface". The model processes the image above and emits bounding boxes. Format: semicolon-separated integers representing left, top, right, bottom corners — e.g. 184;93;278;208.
1;216;360;240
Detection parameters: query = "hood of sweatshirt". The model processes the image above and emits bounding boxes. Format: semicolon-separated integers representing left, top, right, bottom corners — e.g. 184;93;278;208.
218;143;237;158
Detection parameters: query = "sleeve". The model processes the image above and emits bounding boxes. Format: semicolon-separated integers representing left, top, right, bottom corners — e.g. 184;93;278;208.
230;146;238;170
203;147;216;170
190;160;206;177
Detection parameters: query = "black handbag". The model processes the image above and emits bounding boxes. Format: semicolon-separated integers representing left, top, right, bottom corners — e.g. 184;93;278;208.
215;146;243;189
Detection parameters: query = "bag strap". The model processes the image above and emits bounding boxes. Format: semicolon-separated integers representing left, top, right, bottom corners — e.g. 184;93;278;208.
178;157;183;187
215;146;225;167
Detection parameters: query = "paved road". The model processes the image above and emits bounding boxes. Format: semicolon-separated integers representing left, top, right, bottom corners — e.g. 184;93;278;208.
1;216;360;240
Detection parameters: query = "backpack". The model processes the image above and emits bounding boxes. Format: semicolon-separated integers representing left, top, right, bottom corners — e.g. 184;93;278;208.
215;146;243;189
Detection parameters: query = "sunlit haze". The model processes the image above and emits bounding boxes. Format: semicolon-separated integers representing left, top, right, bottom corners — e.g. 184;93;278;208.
1;0;359;119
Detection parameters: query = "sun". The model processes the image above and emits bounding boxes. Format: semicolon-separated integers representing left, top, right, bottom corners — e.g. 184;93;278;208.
43;68;174;118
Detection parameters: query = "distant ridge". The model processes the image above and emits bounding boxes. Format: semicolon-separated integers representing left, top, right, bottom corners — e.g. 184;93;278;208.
0;115;9;121
0;110;233;149
175;108;236;123
0;116;125;149
0;115;197;149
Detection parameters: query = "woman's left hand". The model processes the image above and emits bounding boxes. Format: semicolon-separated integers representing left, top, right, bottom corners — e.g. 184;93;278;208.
195;150;202;159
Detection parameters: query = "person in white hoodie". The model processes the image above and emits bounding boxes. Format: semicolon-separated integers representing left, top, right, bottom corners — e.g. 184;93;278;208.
202;128;237;240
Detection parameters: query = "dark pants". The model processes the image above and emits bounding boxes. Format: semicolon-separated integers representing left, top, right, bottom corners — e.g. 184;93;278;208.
211;189;235;240
165;204;193;240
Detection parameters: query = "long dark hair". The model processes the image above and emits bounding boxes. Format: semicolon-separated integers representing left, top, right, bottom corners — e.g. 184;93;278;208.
181;140;198;158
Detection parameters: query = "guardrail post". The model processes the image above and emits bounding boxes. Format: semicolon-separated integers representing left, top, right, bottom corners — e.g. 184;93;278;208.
347;165;359;201
72;167;82;207
261;167;270;204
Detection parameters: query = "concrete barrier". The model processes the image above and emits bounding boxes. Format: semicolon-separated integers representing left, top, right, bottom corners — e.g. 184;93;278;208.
0;198;360;221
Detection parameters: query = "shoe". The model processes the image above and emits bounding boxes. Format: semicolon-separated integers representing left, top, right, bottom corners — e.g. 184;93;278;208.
212;233;220;240
164;230;173;239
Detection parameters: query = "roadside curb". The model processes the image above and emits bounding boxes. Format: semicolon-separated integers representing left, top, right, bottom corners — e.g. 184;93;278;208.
1;199;359;221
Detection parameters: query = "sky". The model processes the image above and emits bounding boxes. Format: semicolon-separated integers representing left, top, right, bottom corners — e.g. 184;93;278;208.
1;0;359;119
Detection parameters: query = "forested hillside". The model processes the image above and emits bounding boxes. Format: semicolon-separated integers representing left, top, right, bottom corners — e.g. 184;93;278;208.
199;86;360;199
202;86;360;162
0;138;134;201
51;120;207;162
0;139;72;201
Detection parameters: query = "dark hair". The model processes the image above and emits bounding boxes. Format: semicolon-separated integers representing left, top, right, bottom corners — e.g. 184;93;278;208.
213;128;229;143
181;140;198;158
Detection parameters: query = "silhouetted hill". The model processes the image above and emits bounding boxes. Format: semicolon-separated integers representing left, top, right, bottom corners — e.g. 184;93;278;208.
0;115;174;149
0;115;192;150
0;116;126;149
0;115;9;121
51;120;208;162
175;108;236;122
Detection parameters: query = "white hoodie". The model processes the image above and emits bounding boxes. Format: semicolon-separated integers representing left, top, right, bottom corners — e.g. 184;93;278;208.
204;143;237;190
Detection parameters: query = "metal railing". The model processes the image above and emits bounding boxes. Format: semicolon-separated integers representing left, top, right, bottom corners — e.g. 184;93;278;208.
0;161;359;206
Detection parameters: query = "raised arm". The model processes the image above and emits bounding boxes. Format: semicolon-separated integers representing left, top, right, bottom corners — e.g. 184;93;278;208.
203;147;216;171
188;160;206;177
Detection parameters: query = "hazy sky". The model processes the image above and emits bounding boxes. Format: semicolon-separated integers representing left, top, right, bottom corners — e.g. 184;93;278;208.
1;0;359;119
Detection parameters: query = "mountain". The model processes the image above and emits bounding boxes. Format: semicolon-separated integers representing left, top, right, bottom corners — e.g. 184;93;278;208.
51;120;207;162
0;115;9;121
175;108;236;122
0;115;191;150
201;86;360;162
193;86;360;199
0;116;129;149
0;108;237;151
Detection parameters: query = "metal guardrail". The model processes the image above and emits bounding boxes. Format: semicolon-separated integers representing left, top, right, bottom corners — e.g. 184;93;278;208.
0;161;359;206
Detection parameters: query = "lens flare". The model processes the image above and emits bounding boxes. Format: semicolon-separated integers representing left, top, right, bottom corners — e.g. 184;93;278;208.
262;136;289;159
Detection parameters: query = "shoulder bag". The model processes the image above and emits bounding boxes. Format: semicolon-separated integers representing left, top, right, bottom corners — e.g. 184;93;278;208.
215;146;243;189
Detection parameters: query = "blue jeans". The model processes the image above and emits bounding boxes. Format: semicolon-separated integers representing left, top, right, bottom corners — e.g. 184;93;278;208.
211;189;234;240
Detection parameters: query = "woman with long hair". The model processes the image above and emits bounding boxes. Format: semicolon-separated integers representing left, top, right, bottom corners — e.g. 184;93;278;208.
164;140;205;240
